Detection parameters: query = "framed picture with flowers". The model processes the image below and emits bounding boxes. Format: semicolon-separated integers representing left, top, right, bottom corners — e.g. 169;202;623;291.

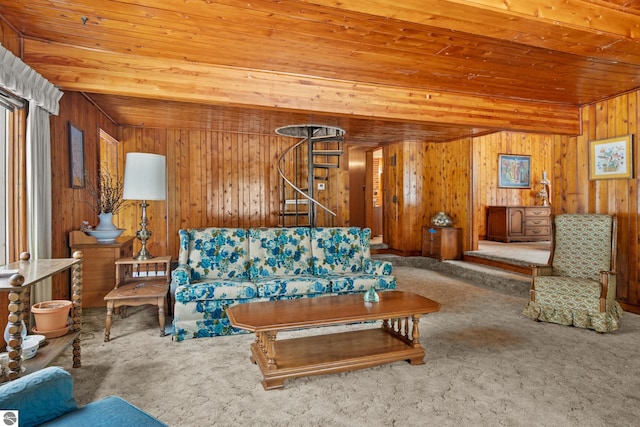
589;135;633;180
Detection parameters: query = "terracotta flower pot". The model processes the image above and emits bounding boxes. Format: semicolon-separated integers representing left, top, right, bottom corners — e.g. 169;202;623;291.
31;300;72;332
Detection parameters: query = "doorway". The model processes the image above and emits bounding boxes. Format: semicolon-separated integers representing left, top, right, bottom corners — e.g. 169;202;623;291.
348;146;385;246
370;149;383;243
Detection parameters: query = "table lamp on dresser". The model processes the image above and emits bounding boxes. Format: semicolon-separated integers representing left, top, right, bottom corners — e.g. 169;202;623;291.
122;152;166;260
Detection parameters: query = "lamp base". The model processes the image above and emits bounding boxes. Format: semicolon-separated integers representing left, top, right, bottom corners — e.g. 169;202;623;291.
133;248;154;261
132;200;154;260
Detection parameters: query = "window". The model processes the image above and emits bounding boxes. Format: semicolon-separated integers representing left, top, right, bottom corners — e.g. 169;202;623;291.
0;89;24;266
0;107;7;265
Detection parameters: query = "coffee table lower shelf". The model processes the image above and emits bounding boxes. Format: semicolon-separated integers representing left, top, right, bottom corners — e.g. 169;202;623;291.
250;328;425;390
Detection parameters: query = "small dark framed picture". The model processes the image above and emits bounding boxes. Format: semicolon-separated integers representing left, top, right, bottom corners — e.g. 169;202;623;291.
498;154;531;188
69;121;84;188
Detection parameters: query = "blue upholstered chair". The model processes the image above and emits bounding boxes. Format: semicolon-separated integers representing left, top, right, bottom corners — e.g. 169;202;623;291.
523;214;623;332
0;366;166;427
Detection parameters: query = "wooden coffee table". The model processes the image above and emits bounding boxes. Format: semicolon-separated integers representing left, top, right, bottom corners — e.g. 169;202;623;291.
227;290;440;390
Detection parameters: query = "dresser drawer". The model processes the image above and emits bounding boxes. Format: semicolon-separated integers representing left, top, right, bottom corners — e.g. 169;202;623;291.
525;226;550;237
525;208;550;218
525;218;550;227
487;206;551;242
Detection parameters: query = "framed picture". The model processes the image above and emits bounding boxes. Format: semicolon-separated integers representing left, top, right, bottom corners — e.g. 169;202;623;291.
589;135;633;180
498;154;531;188
69;121;85;188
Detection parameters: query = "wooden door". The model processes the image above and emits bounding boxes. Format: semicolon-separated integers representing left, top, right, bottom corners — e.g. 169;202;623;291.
348;146;366;227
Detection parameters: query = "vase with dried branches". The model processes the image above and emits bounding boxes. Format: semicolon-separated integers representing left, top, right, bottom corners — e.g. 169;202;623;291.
85;168;127;239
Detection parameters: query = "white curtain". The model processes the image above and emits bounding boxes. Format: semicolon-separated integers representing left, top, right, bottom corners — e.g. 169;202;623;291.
0;44;62;303
0;44;62;115
26;102;53;302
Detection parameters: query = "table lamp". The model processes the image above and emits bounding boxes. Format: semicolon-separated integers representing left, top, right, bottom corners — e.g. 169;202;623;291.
123;152;166;260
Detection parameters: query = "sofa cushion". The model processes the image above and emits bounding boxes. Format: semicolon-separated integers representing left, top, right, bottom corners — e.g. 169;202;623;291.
533;275;603;314
41;396;167;427
174;278;257;302
254;276;331;297
178;228;249;280
173;298;262;339
311;227;365;275
0;366;77;427
329;274;397;294
248;227;313;278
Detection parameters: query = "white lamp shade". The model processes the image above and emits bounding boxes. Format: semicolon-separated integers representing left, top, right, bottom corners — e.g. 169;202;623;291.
122;153;167;201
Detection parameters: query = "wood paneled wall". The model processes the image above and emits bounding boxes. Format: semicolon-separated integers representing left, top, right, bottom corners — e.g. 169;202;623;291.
560;92;640;313
6;20;640;313
116;128;350;259
0;19;20;57
50;93;119;298
383;132;554;256
465;123;639;313
471;132;556;245
382;139;471;255
424;138;472;250
37;87;640;313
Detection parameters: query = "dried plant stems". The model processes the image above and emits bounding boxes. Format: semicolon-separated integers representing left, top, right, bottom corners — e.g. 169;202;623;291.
85;168;127;214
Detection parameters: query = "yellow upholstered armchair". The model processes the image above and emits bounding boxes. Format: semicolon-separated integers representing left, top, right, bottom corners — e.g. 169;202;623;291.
523;214;623;332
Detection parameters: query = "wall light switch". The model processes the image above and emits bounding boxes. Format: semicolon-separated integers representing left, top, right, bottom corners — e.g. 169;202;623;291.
317;183;326;191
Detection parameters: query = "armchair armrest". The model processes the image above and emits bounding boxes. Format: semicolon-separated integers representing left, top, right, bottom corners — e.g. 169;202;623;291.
0;366;77;427
171;264;192;287
531;264;553;277
599;270;617;303
364;258;393;275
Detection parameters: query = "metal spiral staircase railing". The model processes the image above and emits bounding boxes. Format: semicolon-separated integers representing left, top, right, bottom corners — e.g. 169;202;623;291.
276;124;345;227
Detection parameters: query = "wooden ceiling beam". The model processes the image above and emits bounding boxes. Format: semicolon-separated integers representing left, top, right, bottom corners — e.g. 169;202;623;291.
23;39;580;135
302;0;640;64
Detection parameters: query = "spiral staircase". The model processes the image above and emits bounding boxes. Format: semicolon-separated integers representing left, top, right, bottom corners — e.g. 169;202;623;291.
276;124;345;227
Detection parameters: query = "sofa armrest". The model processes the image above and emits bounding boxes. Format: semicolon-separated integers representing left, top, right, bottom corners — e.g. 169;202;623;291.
171;264;192;287
363;258;393;275
0;366;77;427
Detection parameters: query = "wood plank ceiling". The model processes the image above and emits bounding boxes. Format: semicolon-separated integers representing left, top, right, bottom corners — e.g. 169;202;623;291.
3;0;640;144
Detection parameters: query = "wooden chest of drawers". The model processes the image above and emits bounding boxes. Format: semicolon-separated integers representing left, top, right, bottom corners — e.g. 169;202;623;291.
486;206;551;242
422;226;462;261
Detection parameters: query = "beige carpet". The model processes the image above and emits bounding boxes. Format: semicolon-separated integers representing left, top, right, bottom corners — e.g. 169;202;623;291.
467;240;552;266
52;267;640;427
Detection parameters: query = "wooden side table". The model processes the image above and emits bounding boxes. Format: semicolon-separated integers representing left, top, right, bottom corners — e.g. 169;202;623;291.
69;232;134;307
103;255;172;342
421;226;462;261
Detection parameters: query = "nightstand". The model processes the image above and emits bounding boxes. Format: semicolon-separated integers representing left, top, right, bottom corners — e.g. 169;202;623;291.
103;255;172;342
422;226;462;261
69;233;135;307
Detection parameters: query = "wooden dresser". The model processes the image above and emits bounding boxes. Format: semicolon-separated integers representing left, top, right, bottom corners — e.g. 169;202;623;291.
486;206;551;242
69;233;135;307
422;226;462;261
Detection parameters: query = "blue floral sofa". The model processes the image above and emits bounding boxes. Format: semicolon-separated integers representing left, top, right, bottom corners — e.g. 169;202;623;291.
171;227;395;341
